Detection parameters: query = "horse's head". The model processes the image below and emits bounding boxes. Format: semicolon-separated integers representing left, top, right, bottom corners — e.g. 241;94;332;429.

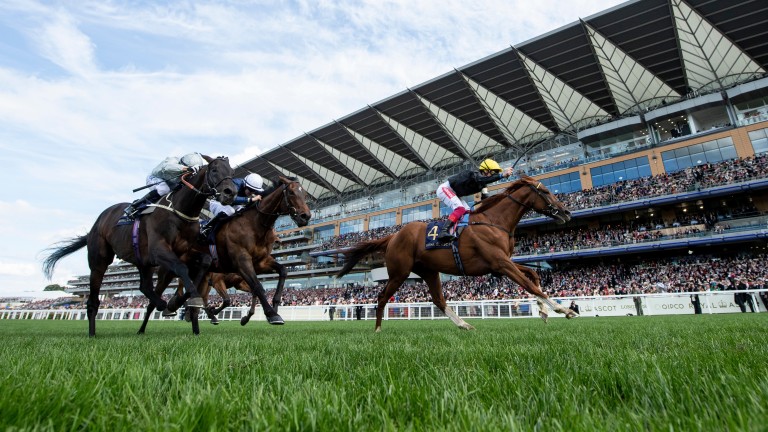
276;175;312;226
514;175;571;224
201;156;237;205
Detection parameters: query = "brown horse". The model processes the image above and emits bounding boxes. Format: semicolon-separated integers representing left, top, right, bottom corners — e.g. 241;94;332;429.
42;156;237;337
336;175;577;332
137;175;311;332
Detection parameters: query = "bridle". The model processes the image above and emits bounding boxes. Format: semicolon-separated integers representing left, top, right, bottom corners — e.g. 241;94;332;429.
504;182;563;218
255;180;304;224
180;158;233;199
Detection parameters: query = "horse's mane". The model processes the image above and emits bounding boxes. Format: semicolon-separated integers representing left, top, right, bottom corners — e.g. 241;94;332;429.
262;175;298;197
472;176;534;214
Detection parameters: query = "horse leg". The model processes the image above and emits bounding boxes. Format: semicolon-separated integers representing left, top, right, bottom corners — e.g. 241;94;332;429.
153;250;203;309
85;239;113;337
241;290;259;326
419;269;474;330
374;276;407;333
136;266;167;311
515;263;577;319
513;264;554;322
237;258;283;325
200;273;221;325
138;269;175;334
496;260;577;319
86;274;103;338
269;260;287;314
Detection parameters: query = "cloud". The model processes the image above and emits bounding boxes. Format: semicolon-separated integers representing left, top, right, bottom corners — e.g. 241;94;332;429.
0;0;627;298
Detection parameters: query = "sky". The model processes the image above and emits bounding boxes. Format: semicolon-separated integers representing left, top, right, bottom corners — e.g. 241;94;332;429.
0;0;626;298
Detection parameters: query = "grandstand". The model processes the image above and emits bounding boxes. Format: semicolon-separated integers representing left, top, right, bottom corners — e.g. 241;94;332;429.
61;0;768;302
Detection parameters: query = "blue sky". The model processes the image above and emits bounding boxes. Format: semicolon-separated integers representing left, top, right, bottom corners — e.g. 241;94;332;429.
0;0;625;298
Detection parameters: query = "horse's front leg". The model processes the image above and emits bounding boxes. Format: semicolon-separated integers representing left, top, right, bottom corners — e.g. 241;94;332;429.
237;257;283;325
137;266;167;311
138;268;176;334
268;259;287;314
494;259;577;320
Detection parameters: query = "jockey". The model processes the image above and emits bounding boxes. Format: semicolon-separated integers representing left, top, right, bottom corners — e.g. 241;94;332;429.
124;152;207;218
435;158;513;241
200;173;265;239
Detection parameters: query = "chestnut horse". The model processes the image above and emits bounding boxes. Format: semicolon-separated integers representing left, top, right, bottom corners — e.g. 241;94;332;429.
137;175;311;332
336;175;577;332
42;156;236;337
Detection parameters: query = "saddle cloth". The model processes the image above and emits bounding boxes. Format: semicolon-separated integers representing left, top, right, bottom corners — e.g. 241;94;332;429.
425;214;469;250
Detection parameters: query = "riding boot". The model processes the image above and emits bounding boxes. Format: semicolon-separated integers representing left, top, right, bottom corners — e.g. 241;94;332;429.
124;189;161;218
437;221;456;242
199;212;227;242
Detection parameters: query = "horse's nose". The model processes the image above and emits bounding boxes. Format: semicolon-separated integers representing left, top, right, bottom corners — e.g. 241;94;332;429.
222;187;234;197
300;212;311;224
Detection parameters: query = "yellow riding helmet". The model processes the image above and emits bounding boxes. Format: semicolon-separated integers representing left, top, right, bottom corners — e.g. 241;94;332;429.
479;159;502;173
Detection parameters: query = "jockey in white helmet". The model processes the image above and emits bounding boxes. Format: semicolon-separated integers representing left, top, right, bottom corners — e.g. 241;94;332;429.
201;173;265;239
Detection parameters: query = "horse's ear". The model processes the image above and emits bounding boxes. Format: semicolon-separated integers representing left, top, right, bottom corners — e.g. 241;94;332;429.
202;155;213;163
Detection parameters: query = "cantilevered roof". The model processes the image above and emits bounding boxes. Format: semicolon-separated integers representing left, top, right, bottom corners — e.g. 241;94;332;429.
238;0;767;201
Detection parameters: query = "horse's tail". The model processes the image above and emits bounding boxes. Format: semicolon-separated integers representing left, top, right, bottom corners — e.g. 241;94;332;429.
336;235;394;278
42;235;88;280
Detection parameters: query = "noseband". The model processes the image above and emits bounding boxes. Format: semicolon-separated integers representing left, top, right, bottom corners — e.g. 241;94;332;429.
505;182;562;218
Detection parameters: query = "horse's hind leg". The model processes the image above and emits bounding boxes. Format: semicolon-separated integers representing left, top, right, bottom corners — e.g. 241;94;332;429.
86;238;113;337
374;275;407;333
419;270;474;330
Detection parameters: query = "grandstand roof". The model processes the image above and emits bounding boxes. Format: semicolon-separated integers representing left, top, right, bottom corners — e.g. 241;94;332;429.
237;0;768;201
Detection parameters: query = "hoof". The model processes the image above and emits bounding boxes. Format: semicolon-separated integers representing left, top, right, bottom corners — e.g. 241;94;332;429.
162;309;177;317
374;327;382;333
459;324;475;331
240;316;251;326
267;315;285;325
186;297;204;309
566;311;579;319
210;317;220;325
539;311;549;324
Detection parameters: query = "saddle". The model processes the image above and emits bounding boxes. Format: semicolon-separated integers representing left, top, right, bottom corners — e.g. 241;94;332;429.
116;204;157;226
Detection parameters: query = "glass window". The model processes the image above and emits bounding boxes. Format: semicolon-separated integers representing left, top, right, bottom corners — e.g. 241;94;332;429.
541;172;581;195
340;218;364;235
369;212;396;230
590;156;651;187
660;138;737;173
313;225;335;243
402;204;432;223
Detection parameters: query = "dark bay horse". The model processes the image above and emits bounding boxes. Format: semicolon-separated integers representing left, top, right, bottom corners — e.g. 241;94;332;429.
137;175;311;332
336;175;577;332
42;156;236;337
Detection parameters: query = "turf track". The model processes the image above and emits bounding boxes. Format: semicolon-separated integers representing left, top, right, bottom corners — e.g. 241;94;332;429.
1;314;766;431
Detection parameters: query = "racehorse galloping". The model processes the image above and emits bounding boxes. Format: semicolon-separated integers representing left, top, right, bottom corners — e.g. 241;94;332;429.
336;175;576;332
43;156;237;337
138;175;311;332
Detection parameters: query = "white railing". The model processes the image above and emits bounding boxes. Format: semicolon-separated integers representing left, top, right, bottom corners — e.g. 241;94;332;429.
1;291;765;322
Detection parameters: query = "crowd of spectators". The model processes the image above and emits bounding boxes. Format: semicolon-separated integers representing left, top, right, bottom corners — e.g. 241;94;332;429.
549;154;768;214
7;253;766;310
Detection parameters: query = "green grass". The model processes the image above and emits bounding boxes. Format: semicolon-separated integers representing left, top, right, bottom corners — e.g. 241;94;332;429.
1;315;767;431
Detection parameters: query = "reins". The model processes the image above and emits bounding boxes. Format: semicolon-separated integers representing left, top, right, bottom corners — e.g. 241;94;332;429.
468;181;559;237
254;181;301;226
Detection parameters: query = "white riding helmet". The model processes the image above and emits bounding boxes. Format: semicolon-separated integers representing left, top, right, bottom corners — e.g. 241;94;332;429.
244;173;264;193
180;152;205;167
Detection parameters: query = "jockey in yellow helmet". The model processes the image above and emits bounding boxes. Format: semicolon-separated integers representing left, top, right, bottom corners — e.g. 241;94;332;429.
435;159;513;241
